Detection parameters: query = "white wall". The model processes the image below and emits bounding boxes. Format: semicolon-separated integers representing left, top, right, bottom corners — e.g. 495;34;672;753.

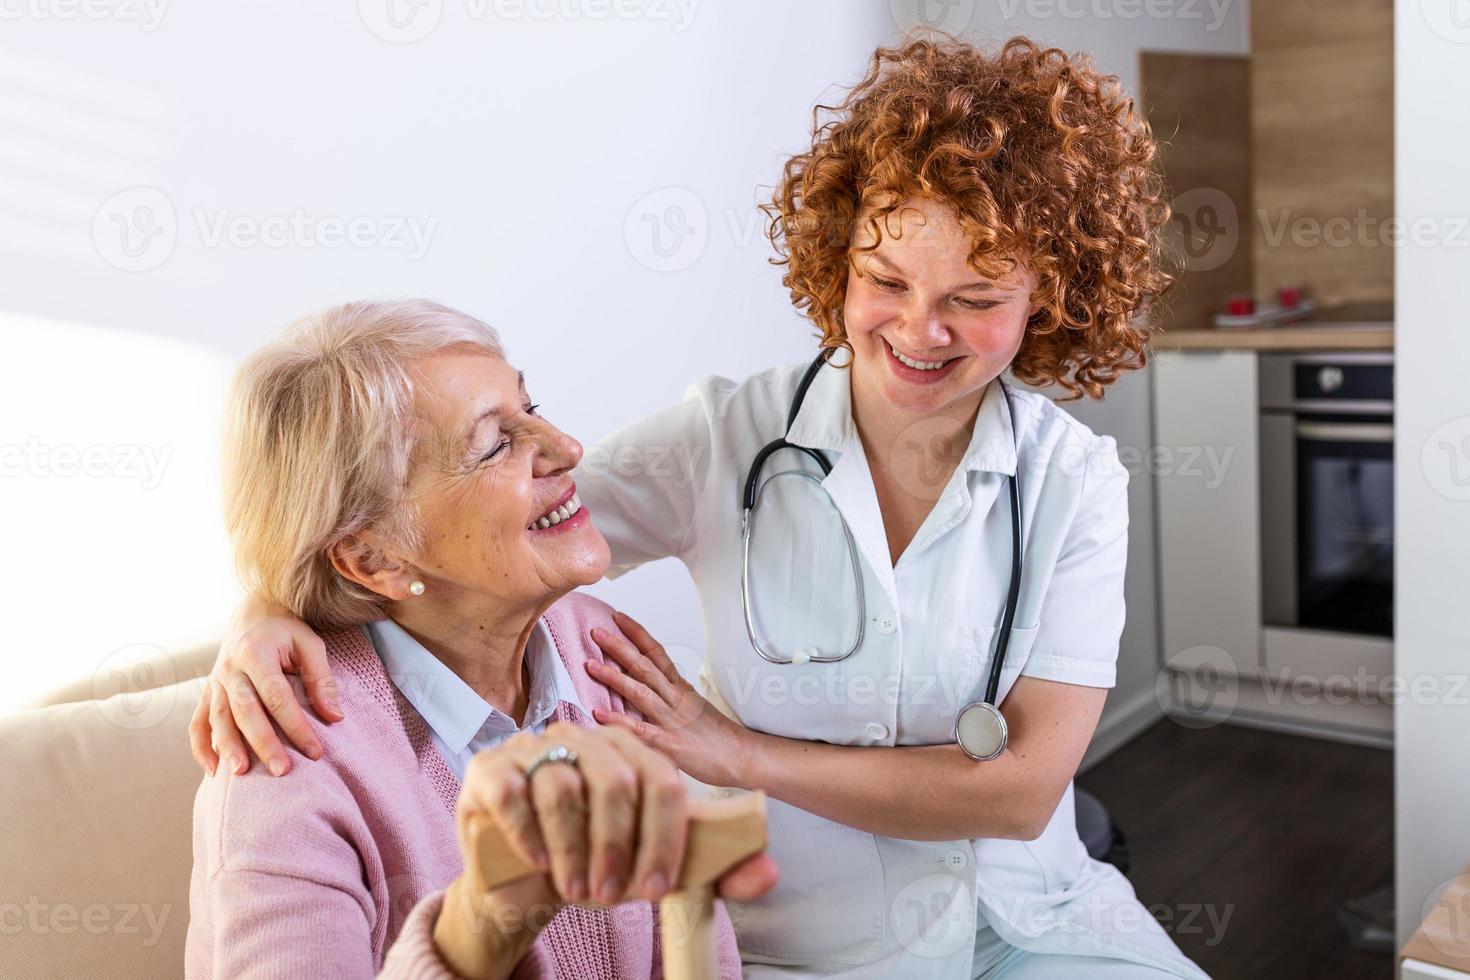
892;0;1249;761
1393;0;1470;946
0;1;897;710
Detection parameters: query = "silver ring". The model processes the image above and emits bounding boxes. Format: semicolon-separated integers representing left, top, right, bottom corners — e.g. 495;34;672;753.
523;744;579;782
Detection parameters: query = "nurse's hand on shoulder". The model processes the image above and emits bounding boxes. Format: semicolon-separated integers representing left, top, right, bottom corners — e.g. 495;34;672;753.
586;611;757;790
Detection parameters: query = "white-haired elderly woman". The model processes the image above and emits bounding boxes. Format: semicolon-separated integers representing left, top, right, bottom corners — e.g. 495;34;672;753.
185;300;775;980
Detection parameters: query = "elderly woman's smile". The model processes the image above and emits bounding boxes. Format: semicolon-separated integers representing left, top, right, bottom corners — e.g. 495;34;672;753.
527;486;586;532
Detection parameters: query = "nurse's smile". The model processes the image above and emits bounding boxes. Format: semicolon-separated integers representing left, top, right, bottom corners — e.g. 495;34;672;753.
844;196;1039;419
881;336;963;384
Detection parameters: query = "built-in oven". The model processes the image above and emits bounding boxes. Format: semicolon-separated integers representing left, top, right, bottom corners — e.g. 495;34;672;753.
1259;352;1394;637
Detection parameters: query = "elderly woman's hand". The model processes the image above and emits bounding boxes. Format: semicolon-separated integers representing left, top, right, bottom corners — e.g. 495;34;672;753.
436;722;776;978
462;721;696;907
585;612;760;791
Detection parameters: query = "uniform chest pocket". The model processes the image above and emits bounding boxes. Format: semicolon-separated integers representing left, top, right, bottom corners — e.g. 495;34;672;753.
724;798;886;968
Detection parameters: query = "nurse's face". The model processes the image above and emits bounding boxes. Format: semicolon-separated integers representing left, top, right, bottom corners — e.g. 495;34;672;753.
843;197;1038;417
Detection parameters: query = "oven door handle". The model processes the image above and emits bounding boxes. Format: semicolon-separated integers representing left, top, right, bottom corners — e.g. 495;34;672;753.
1295;420;1394;443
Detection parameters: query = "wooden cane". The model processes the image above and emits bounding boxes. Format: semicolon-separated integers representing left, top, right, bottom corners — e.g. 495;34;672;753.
448;791;766;980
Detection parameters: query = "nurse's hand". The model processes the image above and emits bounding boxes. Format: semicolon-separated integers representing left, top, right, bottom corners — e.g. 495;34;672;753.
586;611;757;790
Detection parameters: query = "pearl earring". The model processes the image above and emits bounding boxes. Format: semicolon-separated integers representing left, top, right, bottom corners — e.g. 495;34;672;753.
409;580;425;596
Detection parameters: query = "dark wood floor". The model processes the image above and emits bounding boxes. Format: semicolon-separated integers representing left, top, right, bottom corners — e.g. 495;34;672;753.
1077;720;1394;980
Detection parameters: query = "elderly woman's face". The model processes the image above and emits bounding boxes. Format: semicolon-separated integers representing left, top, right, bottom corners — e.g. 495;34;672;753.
843;197;1037;417
403;351;610;608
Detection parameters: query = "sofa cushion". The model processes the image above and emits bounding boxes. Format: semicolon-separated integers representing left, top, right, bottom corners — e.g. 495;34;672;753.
1;679;205;978
33;642;218;711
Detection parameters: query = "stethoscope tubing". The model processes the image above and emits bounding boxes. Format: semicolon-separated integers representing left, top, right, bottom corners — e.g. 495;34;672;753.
739;350;1022;714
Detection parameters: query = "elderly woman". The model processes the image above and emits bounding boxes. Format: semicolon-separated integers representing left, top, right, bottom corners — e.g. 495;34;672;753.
185;300;775;979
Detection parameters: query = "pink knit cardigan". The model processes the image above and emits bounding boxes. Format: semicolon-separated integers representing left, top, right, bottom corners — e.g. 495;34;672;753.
185;591;741;979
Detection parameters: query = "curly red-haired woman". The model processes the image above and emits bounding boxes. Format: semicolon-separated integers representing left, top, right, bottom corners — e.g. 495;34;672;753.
194;36;1208;980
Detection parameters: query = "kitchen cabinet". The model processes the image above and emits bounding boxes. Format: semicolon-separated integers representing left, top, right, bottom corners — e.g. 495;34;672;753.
1152;347;1393;742
1152;350;1262;680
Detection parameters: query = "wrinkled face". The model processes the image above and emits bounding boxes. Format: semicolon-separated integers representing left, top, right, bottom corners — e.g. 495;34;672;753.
843;197;1038;417
400;351;610;611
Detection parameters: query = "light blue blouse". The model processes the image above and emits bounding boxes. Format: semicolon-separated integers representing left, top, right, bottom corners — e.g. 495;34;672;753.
362;617;585;781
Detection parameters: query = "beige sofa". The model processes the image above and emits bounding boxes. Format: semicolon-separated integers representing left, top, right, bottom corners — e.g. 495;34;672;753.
1;644;217;979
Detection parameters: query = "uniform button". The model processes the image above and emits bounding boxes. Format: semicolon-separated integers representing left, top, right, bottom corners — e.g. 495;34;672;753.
875;614;897;635
944;849;970;871
864;722;890;741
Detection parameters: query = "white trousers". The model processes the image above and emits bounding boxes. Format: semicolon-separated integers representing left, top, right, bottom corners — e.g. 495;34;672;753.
971;924;1198;979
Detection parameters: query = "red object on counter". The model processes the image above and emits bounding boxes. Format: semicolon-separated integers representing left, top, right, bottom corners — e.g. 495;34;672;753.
1278;286;1304;308
1226;294;1256;316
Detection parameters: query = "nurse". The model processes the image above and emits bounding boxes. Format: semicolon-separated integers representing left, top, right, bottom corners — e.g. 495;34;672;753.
191;36;1209;980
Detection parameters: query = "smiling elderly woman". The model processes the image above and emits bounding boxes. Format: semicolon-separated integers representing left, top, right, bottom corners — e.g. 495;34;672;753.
184;300;773;980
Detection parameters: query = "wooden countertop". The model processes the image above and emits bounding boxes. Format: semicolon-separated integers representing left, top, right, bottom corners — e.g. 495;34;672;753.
1154;326;1394;351
1153;302;1394;351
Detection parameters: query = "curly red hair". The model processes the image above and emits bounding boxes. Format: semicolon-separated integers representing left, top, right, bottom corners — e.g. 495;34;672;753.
764;35;1173;399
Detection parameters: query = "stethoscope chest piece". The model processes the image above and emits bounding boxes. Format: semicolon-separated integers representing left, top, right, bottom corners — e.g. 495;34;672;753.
955;700;1009;762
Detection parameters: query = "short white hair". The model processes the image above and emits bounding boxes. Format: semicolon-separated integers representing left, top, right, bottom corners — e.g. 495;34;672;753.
223;299;504;629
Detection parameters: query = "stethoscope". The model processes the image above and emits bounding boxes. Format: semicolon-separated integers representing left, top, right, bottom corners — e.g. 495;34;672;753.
738;350;1024;761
